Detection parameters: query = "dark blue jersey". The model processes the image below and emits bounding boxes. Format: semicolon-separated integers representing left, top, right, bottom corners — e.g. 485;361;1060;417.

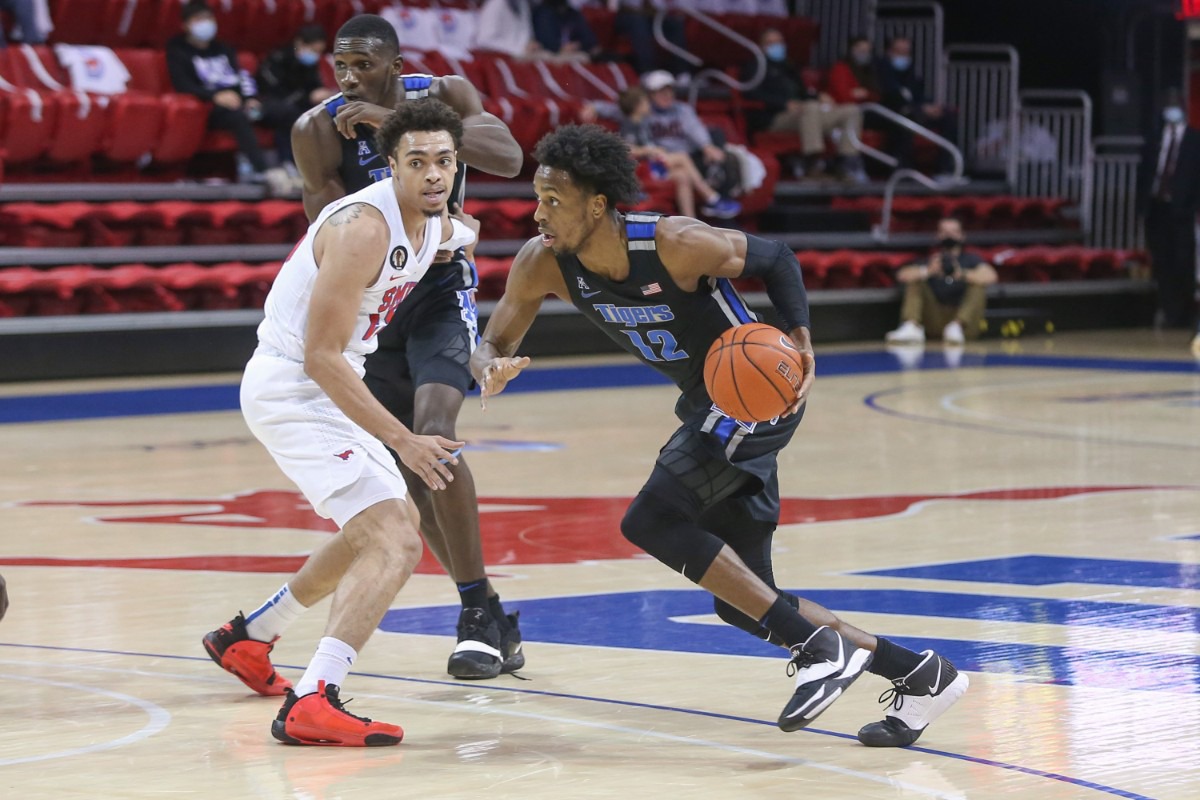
322;74;465;204
553;213;758;410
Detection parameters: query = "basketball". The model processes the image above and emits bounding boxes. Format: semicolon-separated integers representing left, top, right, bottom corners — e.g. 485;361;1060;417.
703;323;806;422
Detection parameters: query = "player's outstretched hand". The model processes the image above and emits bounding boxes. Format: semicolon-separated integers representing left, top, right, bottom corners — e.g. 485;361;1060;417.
480;356;530;410
334;101;391;139
394;434;465;491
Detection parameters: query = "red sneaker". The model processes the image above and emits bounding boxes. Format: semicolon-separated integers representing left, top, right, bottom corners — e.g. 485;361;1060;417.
202;613;293;697
271;681;404;746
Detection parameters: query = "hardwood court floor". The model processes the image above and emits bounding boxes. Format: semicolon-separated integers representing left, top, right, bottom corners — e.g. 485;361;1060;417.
1;329;1198;799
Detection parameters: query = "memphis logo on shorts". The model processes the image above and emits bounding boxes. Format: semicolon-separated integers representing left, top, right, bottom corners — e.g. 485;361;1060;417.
363;282;416;340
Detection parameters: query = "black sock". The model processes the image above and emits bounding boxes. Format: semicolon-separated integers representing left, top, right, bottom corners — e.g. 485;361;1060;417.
457;580;489;610
868;637;925;680
760;594;818;649
487;593;509;630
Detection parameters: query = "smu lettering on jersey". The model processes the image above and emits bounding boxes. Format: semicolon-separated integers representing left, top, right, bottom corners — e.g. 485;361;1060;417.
554;212;758;406
257;179;473;372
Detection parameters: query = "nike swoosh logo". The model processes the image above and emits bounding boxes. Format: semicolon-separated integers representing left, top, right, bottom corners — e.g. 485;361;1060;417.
389;274;405;281
927;658;943;695
581;289;602;298
359;154;380;166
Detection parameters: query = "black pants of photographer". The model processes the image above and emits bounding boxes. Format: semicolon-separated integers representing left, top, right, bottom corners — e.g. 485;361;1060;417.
209;105;269;174
1145;199;1196;328
900;280;987;340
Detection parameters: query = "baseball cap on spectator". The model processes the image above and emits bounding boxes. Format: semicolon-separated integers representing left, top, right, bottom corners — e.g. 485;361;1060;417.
642;70;675;92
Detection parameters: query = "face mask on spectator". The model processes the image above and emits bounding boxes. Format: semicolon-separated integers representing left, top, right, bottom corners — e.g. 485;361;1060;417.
890;55;911;71
765;43;787;62
296;49;320;66
189;19;217;42
1164;106;1185;124
938;237;963;250
852;50;872;66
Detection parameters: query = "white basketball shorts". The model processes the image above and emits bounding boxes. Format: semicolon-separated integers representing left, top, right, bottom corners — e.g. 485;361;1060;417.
240;349;407;528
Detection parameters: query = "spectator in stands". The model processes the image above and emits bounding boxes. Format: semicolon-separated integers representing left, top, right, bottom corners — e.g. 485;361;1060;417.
533;0;601;62
167;1;287;191
583;87;741;218
476;0;544;59
827;36;881;106
256;24;334;169
641;70;743;210
878;36;958;176
1140;88;1198;330
0;0;45;48
885;217;997;345
609;1;690;78
742;28;865;182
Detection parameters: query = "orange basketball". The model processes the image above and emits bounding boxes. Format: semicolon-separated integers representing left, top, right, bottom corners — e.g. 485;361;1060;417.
703;323;806;422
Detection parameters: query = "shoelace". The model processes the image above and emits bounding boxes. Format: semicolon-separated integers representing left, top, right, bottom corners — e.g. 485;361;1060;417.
785;646;819;678
325;689;373;724
877;679;913;711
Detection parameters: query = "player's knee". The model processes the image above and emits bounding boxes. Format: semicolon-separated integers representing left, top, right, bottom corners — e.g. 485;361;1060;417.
380;523;423;571
411;415;458;440
621;491;671;554
622;492;721;579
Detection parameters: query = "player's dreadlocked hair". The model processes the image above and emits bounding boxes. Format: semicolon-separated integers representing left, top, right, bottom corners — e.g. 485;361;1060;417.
533;125;642;207
335;14;400;55
375;98;464;157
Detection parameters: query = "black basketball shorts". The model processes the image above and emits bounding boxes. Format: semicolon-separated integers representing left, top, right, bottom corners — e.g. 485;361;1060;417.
363;254;479;428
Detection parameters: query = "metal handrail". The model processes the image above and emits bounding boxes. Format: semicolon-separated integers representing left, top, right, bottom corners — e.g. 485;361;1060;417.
859;101;965;176
942;44;1020;182
647;9;766;107
872;168;968;242
569;61;619;101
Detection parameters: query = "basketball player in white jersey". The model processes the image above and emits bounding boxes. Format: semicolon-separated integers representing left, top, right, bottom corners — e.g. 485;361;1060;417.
203;99;478;746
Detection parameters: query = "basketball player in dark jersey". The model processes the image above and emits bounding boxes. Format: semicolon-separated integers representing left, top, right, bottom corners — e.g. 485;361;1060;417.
473;125;969;748
290;15;525;680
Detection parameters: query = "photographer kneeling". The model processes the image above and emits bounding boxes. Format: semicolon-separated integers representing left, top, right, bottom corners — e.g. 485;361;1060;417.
885;217;997;344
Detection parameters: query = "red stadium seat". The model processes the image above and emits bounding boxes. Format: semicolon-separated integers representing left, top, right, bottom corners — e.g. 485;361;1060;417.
0;202;93;247
113;49;208;164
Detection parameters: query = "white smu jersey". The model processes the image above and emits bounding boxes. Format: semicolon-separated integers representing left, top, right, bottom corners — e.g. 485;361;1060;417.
257;178;475;370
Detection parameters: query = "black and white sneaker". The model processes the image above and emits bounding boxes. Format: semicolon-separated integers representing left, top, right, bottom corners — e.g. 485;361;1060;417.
778;626;873;732
498;610;525;674
447;607;502;680
857;650;969;747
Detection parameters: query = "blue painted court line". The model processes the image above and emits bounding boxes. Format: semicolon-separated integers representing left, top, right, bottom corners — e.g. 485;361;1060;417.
0;641;1159;800
379;589;1200;694
858;555;1200;591
2;349;1197;424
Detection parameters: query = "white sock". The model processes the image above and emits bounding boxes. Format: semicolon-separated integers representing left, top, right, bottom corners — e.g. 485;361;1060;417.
293;637;357;698
244;583;307;643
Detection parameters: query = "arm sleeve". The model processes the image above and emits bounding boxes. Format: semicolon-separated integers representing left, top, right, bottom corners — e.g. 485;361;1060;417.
741;234;810;331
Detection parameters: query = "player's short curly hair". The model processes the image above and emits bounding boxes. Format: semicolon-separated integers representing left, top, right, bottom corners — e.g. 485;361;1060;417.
335;14;400;55
533;124;642;207
375;98;464;159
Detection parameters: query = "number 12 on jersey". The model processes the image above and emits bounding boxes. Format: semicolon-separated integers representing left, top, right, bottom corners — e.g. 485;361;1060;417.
620;329;689;362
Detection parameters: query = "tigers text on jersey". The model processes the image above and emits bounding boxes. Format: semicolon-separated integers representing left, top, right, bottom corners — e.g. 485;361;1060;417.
553;212;758;406
256;177;475;371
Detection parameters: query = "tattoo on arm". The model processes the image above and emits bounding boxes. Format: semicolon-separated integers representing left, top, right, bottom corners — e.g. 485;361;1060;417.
327;203;365;227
